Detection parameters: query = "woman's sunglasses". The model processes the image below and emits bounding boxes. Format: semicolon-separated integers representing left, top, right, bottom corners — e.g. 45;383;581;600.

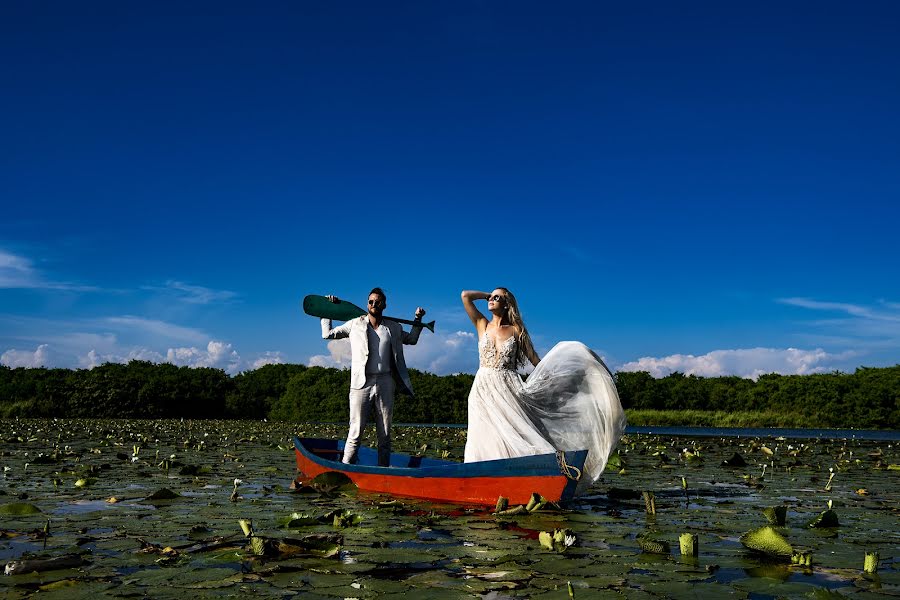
488;295;505;302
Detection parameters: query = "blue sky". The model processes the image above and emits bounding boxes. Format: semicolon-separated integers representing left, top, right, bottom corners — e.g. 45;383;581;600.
2;2;899;378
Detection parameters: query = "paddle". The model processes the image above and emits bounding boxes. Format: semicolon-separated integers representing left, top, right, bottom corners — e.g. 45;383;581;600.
302;295;436;332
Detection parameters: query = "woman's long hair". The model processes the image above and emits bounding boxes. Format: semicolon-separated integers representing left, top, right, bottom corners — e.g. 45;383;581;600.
497;287;538;367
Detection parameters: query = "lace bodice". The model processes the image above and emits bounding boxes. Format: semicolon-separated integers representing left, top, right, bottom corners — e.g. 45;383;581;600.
479;332;518;370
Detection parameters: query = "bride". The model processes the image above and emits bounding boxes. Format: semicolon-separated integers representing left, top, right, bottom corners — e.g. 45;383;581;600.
461;288;626;490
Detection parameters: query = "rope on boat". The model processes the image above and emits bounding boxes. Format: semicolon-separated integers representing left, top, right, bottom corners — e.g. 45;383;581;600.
556;450;582;481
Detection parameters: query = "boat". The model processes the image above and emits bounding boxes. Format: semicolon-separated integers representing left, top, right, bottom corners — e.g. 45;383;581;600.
292;437;587;506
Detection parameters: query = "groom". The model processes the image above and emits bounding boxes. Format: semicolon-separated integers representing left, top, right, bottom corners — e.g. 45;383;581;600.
321;288;426;466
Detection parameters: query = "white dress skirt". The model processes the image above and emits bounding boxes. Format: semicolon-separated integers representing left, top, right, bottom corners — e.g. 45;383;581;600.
464;333;626;492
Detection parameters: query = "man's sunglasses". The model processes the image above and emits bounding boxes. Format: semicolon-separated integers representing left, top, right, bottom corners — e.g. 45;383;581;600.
368;299;384;306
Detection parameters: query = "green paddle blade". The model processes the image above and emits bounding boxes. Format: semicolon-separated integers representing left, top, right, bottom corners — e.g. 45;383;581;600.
302;295;366;321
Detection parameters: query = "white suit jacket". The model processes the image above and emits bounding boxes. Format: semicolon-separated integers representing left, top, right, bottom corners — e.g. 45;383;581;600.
321;316;423;395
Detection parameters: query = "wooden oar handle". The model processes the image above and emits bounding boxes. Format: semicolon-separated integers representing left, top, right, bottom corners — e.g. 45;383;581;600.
384;316;435;333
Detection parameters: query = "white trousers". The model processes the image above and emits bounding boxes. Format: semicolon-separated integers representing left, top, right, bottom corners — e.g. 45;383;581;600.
343;373;395;466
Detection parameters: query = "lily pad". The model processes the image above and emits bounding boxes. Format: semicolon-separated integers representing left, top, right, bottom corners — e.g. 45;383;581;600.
145;488;181;500
739;526;792;557
807;509;839;528
0;502;42;515
310;471;356;492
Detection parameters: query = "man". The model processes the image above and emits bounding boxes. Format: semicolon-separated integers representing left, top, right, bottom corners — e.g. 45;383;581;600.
321;288;426;466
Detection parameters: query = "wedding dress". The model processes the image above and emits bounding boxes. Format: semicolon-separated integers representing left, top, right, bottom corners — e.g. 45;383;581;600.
464;332;626;491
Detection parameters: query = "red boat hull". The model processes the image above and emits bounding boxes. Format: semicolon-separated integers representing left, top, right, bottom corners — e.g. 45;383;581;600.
292;437;585;506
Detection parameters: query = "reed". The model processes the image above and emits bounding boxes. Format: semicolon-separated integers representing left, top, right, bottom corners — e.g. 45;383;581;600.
624;409;819;428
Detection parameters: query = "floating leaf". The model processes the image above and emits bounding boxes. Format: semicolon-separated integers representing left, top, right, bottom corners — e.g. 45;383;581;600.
637;533;670;554
310;471;356;494
807;509;839;528
146;488;180;500
740;526;792;557
280;512;320;528
721;452;747;467
525;492;548;512
326;509;362;528
763;506;786;526
4;553;87;575
864;551;879;574
679;533;698;557
538;530;554;551
606;452;624;470
0;502;42;516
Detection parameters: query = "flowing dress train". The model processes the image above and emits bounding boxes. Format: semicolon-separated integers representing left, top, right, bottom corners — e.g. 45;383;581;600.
464;333;626;491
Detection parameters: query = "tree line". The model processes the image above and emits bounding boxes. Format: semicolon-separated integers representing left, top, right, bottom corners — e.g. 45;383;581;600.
0;362;897;429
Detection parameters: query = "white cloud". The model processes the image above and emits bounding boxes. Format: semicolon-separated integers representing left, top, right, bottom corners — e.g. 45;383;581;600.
105;316;208;344
617;347;853;379
779;297;900;322
0;250;38;288
405;330;477;374
776;296;900;363
166;340;242;374
80;347;166;369
1;344;55;368
307;330;479;375
250;351;286;370
0;248;97;291
141;280;239;304
309;339;352;368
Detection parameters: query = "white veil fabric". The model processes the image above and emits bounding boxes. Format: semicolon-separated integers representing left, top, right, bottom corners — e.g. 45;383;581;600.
519;341;627;491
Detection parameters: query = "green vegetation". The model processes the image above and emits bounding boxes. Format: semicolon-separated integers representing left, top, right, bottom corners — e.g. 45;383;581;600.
625;409;815;428
0;362;897;429
2;419;897;597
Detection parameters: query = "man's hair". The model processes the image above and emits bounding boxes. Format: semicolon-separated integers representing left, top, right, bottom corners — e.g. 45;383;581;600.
369;287;387;302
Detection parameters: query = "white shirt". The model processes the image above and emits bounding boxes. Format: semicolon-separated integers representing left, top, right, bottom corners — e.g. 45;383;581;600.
365;321;393;375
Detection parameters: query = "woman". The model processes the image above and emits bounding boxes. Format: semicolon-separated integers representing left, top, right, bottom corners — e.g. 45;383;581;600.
461;288;626;490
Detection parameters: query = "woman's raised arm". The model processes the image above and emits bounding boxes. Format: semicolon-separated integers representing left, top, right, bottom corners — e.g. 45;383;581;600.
461;290;490;330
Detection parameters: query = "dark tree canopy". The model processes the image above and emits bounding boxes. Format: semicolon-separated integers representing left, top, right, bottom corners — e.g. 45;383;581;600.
0;362;897;429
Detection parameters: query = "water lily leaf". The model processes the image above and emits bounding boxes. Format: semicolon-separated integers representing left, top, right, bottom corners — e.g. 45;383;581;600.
279;536;341;558
739;526;792;557
280;512;320;528
721;452;747;467
762;506;786;526
0;502;42;515
807;509;839;528
538;530;553;550
310;471;355;492
39;579;79;591
323;508;362;528
606;452;624;470
146;488;180;500
183;573;244;588
636;533;670;554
